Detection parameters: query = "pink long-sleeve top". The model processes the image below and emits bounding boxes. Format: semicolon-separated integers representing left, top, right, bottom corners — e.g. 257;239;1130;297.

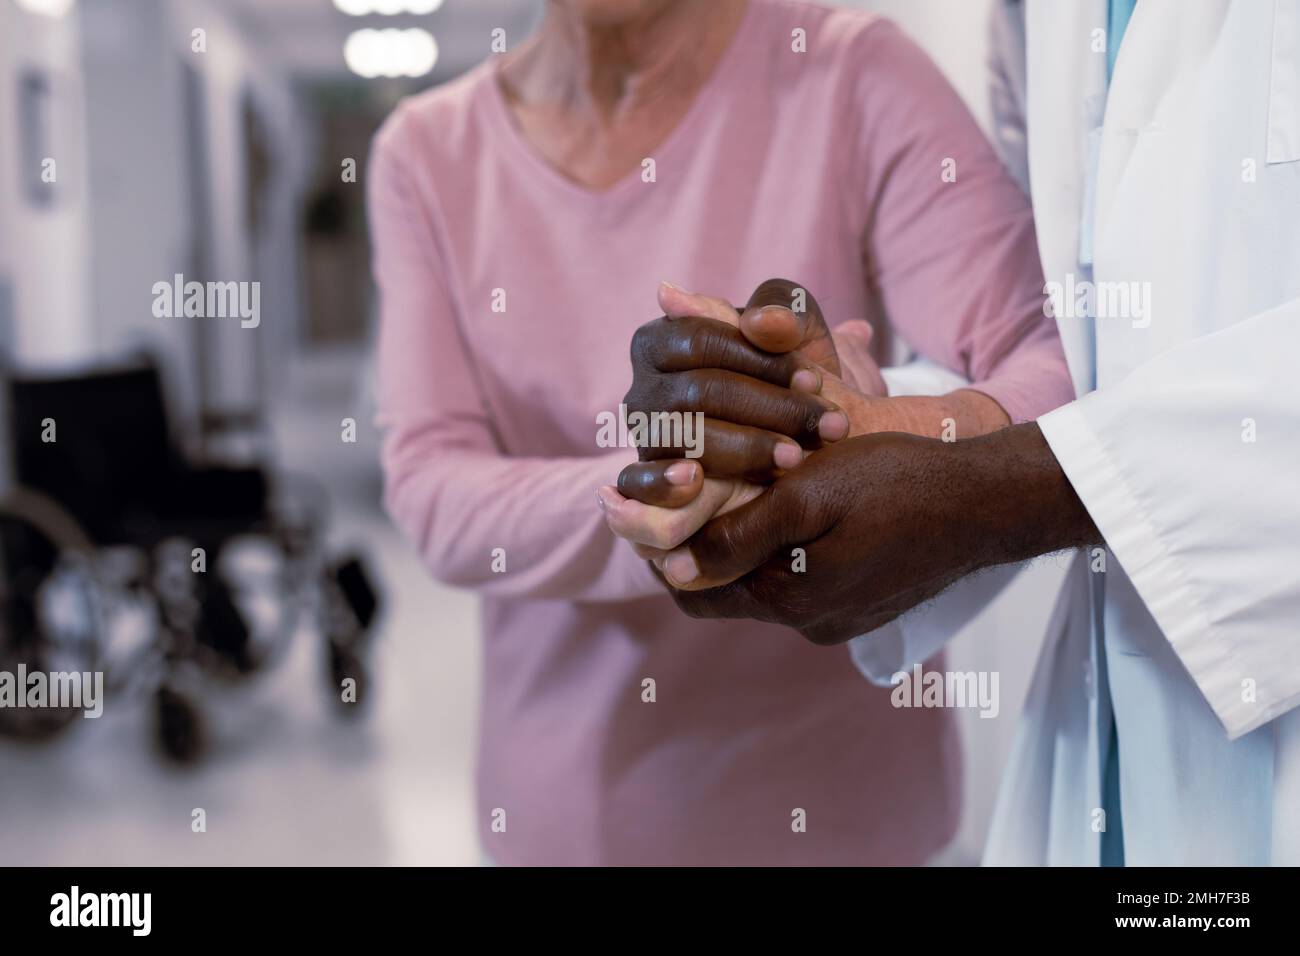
369;0;1073;865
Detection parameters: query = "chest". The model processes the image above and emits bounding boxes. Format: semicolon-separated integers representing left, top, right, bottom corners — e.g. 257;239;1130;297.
1037;0;1300;386
440;152;870;455
506;100;697;192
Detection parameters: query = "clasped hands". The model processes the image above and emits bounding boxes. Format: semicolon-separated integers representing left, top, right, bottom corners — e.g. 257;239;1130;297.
598;277;1024;645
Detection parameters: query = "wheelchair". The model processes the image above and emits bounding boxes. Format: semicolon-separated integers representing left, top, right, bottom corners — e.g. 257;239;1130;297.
0;355;380;762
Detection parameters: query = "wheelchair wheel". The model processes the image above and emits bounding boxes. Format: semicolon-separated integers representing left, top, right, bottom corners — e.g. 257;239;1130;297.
154;684;205;763
0;489;102;741
329;641;368;715
321;554;378;715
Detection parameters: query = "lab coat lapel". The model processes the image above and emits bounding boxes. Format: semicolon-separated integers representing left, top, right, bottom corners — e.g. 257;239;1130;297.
1023;0;1108;399
1092;1;1233;262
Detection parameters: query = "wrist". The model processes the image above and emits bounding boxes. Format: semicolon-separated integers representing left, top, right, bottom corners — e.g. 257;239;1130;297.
951;423;1101;569
848;391;1010;441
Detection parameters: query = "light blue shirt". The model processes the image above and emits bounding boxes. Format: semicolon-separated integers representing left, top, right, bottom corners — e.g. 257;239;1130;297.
1097;0;1138;868
1107;0;1138;78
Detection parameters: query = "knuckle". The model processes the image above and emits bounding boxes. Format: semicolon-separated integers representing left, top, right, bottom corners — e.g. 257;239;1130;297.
625;374;664;418
662;513;694;550
684;320;726;366
677;370;710;413
768;479;813;537
660;318;700;367
797;399;823;435
728;433;773;476
629;320;655;359
746;569;787;609
749;566;820;632
767;352;797;383
623;374;651;413
630;318;669;368
646;521;676;552
708;518;750;568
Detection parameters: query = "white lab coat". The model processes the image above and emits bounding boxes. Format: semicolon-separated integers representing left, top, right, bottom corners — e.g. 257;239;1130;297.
851;0;1300;865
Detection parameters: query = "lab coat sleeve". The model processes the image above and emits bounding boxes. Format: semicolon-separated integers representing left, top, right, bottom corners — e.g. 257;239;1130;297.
1037;299;1300;739
849;564;1027;686
368;113;660;603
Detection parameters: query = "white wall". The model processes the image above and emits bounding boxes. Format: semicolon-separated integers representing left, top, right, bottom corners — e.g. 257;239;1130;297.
855;0;997;129
0;0;312;437
0;0;93;369
167;0;311;419
79;0;194;410
75;0;309;429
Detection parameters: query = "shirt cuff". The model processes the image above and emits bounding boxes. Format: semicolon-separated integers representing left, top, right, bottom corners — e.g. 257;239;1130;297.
1038;398;1260;739
880;358;968;397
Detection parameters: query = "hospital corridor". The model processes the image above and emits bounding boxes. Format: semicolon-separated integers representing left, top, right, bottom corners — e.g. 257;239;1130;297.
0;0;1293;933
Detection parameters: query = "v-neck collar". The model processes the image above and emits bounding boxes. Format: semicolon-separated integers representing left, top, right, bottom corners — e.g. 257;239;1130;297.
479;0;758;208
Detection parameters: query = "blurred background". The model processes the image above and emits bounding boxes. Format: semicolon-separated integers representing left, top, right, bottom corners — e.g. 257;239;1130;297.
0;0;1065;865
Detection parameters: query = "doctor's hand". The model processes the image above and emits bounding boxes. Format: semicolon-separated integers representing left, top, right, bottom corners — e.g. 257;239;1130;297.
622;277;1008;497
624;278;854;484
653;424;1101;645
605;277;1006;560
603;278;879;559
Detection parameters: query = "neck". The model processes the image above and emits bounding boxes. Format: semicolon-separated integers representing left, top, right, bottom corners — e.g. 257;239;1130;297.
504;0;747;120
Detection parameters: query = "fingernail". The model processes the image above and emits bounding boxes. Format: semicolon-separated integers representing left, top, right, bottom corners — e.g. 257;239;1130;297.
773;441;803;470
596;486;615;512
791;368;821;393
819;410;850;441
664;461;697;485
664;550;700;586
661;280;686;293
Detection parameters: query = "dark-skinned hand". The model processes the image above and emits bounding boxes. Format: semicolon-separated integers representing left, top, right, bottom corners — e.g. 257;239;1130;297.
653;425;1100;645
618;278;850;488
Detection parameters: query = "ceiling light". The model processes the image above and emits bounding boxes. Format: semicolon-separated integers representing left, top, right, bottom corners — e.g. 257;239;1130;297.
333;0;444;15
344;28;439;79
15;0;76;17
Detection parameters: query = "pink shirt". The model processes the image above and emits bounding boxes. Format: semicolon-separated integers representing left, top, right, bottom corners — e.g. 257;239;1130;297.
369;0;1072;865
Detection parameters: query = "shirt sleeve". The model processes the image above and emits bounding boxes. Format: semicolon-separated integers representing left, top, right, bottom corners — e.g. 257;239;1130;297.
852;20;1074;424
1038;298;1300;739
368;113;660;603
